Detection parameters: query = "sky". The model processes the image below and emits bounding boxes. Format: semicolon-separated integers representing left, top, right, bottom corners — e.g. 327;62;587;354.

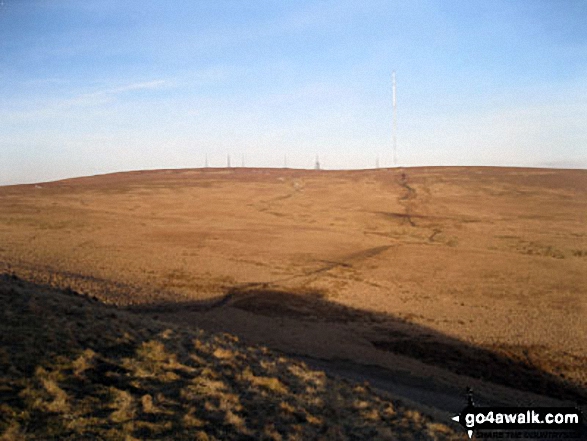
1;0;586;185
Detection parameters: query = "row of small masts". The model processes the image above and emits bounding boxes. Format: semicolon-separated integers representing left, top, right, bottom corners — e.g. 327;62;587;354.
204;154;321;169
203;154;393;170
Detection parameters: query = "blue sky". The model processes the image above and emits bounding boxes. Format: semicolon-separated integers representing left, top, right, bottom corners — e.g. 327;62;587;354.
1;0;586;184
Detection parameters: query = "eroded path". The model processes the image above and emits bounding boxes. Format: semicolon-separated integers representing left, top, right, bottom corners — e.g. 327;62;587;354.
1;167;586;430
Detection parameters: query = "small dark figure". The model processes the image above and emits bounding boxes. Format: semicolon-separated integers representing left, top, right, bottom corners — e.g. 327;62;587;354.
466;386;475;407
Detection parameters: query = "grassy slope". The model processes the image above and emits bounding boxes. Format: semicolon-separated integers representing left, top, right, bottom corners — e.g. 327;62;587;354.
0;274;462;440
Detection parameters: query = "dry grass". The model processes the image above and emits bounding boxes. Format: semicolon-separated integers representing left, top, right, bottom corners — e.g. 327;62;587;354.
0;166;585;436
0;274;462;440
0;168;584;391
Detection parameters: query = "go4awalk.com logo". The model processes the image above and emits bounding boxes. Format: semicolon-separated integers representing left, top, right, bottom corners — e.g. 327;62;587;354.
451;389;583;439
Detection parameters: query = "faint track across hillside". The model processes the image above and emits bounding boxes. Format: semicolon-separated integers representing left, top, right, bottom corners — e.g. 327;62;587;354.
395;169;447;244
398;170;417;227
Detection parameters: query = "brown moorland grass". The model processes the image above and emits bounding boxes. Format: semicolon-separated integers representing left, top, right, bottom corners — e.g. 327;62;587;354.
0;166;585;406
0;274;462;440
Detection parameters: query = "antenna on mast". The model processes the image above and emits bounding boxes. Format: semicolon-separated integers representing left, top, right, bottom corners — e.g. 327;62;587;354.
314;155;321;170
392;71;397;166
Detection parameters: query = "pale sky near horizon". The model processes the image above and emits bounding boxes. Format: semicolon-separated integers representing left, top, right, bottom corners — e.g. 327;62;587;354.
1;0;586;185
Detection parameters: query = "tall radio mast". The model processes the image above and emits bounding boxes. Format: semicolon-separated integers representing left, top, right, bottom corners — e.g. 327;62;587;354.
392;71;397;166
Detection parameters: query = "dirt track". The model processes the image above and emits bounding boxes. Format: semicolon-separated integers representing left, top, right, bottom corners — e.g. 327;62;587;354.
1;166;585;410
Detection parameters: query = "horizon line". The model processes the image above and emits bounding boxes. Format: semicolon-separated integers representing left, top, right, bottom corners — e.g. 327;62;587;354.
2;164;586;188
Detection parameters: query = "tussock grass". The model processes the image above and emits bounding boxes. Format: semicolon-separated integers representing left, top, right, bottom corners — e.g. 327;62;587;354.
0;274;462;440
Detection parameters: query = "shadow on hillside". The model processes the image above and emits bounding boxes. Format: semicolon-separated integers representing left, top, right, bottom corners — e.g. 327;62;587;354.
126;286;587;405
9;273;470;440
3;272;584;406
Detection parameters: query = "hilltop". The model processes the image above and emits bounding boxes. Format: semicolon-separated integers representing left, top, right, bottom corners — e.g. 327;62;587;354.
0;166;585;437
